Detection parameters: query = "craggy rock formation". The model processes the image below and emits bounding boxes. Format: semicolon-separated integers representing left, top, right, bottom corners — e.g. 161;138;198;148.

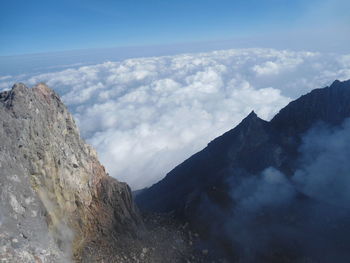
0;83;141;262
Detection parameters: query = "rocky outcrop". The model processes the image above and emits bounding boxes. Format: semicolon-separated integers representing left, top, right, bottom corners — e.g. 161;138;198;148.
0;83;142;262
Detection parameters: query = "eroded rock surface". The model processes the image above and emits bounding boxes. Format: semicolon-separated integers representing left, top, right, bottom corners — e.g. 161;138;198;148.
0;83;141;262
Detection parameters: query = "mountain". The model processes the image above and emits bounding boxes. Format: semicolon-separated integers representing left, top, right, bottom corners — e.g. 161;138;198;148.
0;83;142;262
0;83;211;263
136;79;350;262
2;80;350;262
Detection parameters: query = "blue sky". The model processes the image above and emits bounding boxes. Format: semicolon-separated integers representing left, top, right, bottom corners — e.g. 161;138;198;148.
0;1;349;188
0;0;349;56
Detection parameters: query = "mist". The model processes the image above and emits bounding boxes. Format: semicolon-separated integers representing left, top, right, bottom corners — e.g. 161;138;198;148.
294;119;350;208
198;118;350;262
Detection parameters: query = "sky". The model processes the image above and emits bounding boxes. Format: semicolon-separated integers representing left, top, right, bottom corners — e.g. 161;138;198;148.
0;1;349;189
0;0;349;56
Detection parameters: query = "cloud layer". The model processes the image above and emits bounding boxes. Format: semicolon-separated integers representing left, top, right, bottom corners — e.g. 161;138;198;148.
1;48;349;189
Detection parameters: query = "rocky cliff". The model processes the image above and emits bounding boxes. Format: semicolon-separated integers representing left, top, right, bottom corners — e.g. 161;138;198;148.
0;83;142;262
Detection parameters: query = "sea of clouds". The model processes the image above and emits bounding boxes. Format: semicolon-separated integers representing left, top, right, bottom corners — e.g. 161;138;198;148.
1;48;349;189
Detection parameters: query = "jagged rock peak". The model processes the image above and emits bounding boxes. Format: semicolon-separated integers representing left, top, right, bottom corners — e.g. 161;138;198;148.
228;110;266;135
247;110;257;118
237;110;262;126
331;79;341;86
239;110;264;124
0;83;142;262
2;82;50;98
12;82;27;90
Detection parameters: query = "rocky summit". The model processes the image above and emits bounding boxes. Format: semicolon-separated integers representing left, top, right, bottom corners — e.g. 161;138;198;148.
0;83;209;263
0;83;142;262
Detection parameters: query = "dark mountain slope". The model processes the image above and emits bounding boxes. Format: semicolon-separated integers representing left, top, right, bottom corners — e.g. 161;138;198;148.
271;79;350;135
136;79;350;262
137;80;350;215
137;111;281;214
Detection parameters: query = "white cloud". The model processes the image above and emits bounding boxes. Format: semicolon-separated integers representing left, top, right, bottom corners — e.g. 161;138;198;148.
1;48;349;189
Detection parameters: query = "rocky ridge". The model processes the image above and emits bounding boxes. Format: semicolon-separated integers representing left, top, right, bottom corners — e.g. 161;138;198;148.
0;83;141;262
0;83;209;263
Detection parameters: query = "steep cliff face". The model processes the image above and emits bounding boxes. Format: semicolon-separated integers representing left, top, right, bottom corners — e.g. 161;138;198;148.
0;83;141;262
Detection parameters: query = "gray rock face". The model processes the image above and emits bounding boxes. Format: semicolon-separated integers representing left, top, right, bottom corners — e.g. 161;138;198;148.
0;83;141;262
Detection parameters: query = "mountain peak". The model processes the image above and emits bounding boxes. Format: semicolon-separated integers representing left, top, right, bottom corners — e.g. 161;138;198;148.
236;110;265;130
6;82;29;97
8;82;53;96
0;83;142;262
33;82;52;95
247;110;257;118
12;82;27;90
329;79;350;89
331;79;341;86
242;110;262;123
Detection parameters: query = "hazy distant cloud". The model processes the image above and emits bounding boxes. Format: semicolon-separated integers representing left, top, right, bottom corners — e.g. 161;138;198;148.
252;51;308;76
0;48;349;189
